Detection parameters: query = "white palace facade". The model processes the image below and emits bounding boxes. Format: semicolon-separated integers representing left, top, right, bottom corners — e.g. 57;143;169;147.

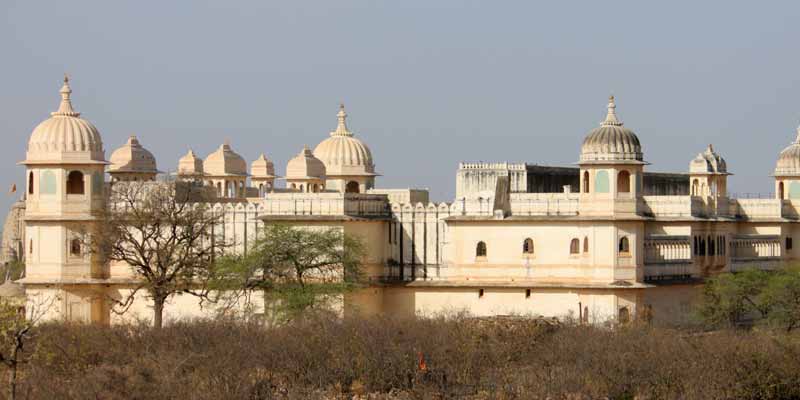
4;76;800;325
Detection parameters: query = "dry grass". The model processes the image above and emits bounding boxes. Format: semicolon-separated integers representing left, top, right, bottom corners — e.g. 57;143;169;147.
5;314;800;399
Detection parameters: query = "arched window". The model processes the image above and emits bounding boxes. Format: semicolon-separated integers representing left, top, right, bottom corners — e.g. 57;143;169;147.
779;181;785;199
617;170;631;193
595;170;609;193
570;238;580;254
583;237;589;253
692;179;700;196
583;171;590;193
66;171;84;195
28;171;34;195
346;181;360;193
291;183;297;190
216;182;222;196
69;238;81;256
476;241;487;258
618;307;630;324
619;236;630;254
523;238;534;255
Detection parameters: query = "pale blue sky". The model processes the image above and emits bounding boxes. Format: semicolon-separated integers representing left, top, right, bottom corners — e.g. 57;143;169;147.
2;1;800;214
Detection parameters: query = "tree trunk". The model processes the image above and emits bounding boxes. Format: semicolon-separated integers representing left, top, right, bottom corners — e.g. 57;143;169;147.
8;346;18;400
153;296;165;329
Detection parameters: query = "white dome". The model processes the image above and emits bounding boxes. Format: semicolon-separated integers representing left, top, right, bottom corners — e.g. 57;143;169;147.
775;127;800;176
109;135;158;173
579;96;643;164
690;144;727;174
313;105;376;176
204;142;247;176
286;146;326;179
24;76;105;164
251;153;276;178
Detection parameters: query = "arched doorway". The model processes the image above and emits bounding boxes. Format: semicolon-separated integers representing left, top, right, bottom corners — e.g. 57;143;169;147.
779;181;785;199
617;170;630;193
345;181;360;193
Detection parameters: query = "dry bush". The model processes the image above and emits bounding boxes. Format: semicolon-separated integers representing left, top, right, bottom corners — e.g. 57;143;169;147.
4;314;800;399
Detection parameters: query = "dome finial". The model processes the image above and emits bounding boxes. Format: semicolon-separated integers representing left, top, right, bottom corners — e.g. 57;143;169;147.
52;73;79;117
332;103;352;137
794;124;800;144
601;94;622;127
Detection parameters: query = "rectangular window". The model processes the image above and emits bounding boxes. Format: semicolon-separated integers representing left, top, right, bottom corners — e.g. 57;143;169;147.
525;289;531;299
787;237;793;251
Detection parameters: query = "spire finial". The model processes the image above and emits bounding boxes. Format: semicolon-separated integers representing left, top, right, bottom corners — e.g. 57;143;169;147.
794;124;800;144
51;73;79;117
601;94;622;126
331;103;352;137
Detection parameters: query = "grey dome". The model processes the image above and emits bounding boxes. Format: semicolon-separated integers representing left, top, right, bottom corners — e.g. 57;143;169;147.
579;96;644;164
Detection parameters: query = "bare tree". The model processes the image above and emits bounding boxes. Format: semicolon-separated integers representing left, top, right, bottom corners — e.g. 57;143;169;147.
88;181;227;329
0;292;56;400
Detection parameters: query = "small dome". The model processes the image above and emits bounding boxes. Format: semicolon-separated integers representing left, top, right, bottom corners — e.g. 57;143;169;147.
579;96;643;164
313;105;376;176
108;135;158;173
251;153;276;178
204;142;247;176
690;144;727;174
25;76;105;164
286;146;326;179
0;280;25;298
775;127;800;176
178;149;204;175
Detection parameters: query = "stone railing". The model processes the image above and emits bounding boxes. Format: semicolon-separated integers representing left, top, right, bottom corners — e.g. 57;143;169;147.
731;236;782;259
509;193;579;216
260;193;389;217
643;236;696;280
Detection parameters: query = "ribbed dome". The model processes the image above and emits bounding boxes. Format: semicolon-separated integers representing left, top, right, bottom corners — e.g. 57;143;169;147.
286;146;326;179
25;76;105;164
178;149;203;175
204;142;247;176
313;105;376;176
579;96;643;164
109;135;158;173
251;153;276;178
690;144;727;174
775;127;800;176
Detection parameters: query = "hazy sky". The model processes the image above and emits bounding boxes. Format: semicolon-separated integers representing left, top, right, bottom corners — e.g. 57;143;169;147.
2;1;800;215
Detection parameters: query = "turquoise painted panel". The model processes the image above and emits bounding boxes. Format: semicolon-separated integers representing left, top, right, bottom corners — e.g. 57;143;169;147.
92;173;105;196
595;170;610;193
790;182;800;199
40;170;56;195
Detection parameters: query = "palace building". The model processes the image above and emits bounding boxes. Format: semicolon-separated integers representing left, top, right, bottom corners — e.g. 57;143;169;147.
3;76;800;325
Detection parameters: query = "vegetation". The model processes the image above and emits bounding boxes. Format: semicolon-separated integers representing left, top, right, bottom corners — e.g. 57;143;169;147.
0;314;799;399
0;261;24;284
698;267;800;331
0;295;54;400
214;223;366;323
87;181;227;329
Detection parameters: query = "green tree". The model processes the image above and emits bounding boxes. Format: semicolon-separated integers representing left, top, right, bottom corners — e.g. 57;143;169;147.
697;269;771;328
215;223;366;323
760;267;800;332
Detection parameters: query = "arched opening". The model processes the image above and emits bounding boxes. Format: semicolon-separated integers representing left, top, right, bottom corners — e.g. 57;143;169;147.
291;183;297;190
28;239;32;255
583;237;589;253
618;307;630;324
582;171;590;193
216;182;222;196
28;171;34;195
582;306;589;324
476;241;487;258
66;171;84;195
299;184;305;193
570;238;580;254
523;238;534;255
258;183;264;197
779;181;785;199
345;181;360;193
619;236;630;254
692;179;700;196
69;238;81;256
617;170;631;193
